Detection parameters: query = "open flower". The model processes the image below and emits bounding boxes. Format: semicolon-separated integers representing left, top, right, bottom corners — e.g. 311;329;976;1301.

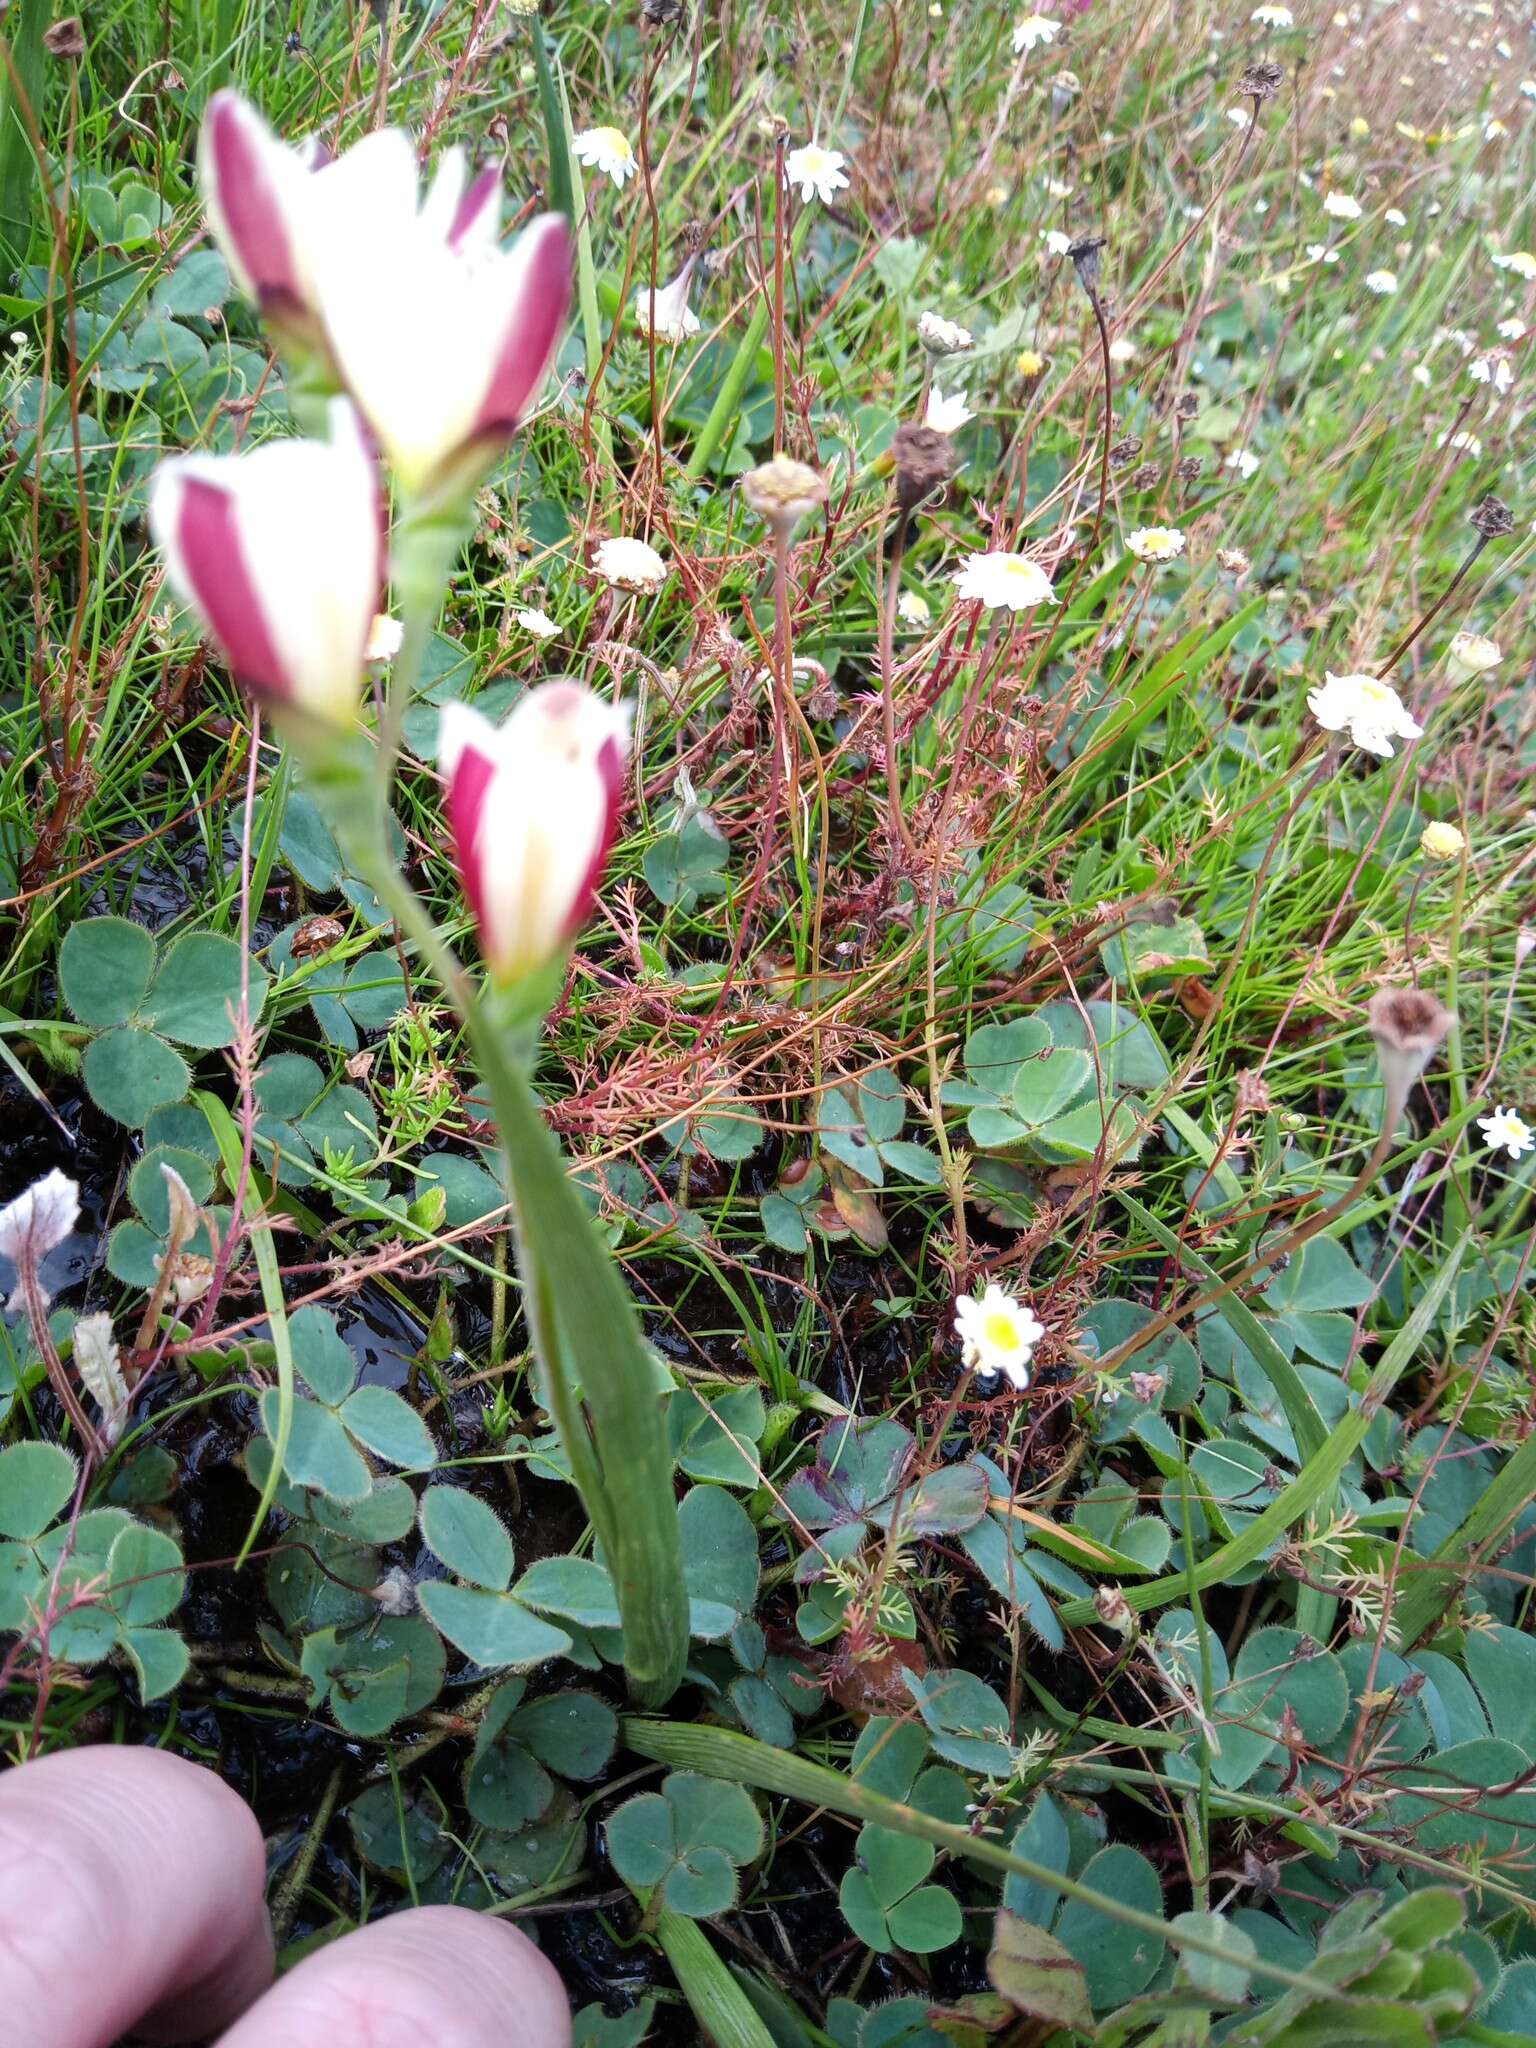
1225;448;1260;479
1306;670;1422;756
1478;1105;1534;1159
1492;250;1536;280
573;126;637;187
1251;3;1293;23
955;1283;1046;1389
1012;13;1061;52
954;550;1057;610
1042;228;1072;256
925;386;974;434
593;535;669;593
151;399;382;729
784;142;849;205
1125;524;1185;562
516;606;560;640
439;685;629;986
199;95;571;506
1323;190;1362;220
634;263;699;342
1364;269;1398;294
896;590;931;628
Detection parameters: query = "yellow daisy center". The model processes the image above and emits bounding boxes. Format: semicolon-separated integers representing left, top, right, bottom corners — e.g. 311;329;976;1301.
983;1312;1022;1350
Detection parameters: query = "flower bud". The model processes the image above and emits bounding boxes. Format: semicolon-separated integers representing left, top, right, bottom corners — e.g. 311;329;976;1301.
1419;821;1466;863
439;684;629;987
1444;631;1500;683
150;400;382;731
741;454;828;530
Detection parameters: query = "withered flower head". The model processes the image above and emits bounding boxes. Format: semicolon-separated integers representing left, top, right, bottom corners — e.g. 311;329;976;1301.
1469;493;1514;540
43;16;86;56
1109;434;1143;468
1239;59;1284;101
1066;234;1107;295
1368;985;1454;1105
1176;454;1203;483
1175;392;1200;422
891;423;957;512
1129;461;1162;492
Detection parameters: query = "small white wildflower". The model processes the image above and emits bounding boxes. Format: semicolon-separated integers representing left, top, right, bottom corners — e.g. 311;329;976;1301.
954;551;1057;610
1228;105;1254;128
1469;354;1513;394
1521;78;1536;101
1305;243;1339;265
1012;13;1061;52
1125;524;1186;563
1251;2;1293;22
1041;228;1072;256
1225;448;1260;479
1323;191;1363;220
955;1283;1046;1388
1044;177;1074;199
516;607;560;640
1306;671;1422;757
784;142;849;206
1497;317;1528;341
896;590;932;628
1364;269;1398;295
1441;429;1482;456
917;310;974;356
1477;1105;1534;1159
593;535;668;592
1108;334;1137;364
1445;631;1500;681
1384;206;1408;226
1410;363;1432;386
1491;250;1536;281
364;614;404;664
573;126;637;188
634;266;700;343
925;386;973;435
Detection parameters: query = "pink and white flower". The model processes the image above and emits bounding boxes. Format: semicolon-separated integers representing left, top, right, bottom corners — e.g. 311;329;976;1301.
199;92;571;504
150;399;382;727
438;685;629;984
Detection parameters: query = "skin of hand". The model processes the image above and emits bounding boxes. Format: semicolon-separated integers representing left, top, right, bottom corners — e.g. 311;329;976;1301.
0;1745;572;2048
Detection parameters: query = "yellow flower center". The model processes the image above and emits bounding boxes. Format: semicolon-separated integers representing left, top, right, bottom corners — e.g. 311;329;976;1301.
592;127;633;161
983;1312;1022;1350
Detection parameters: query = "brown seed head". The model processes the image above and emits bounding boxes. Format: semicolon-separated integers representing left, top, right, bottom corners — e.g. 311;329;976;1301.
1240;60;1284;100
1367;986;1453;1058
1218;547;1252;575
891;424;957;512
1109;434;1143;468
43;15;85;54
1469;492;1514;540
1175;392;1200;422
1176;455;1203;483
1129;461;1161;492
1066;234;1107;295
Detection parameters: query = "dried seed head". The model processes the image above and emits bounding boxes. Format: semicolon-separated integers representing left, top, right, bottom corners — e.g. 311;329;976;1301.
1066;234;1107;295
1108;434;1143;468
1174;392;1200;422
1129;461;1161;492
1218;547;1252;575
740;454;828;529
891;423;958;512
1469;492;1514;540
43;15;85;55
1368;985;1453;1104
1176;454;1203;483
1240;59;1284;100
642;0;684;23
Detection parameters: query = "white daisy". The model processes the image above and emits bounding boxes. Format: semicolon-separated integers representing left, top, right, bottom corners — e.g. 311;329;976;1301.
1478;1105;1534;1159
592;535;668;592
955;1283;1046;1389
1012;12;1062;52
516;607;560;640
1251;3;1294;22
1225;448;1260;479
1384;206;1408;226
1323;190;1363;220
1364;269;1398;294
1125;524;1186;563
1306;671;1422;756
925;386;973;434
784;142;849;206
1041;228;1072;256
896;590;931;628
1469;354;1513;394
1491;250;1536;280
573;126;638;188
953;550;1057;610
1497;317;1528;341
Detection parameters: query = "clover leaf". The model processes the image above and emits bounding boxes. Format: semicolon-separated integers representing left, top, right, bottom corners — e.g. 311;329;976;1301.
605;1770;763;1917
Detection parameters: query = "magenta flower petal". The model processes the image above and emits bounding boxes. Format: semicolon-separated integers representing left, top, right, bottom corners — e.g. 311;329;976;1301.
450;165;502;250
471;214;574;441
562;731;625;943
169;473;290;698
445;734;499;941
203;90;304;314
